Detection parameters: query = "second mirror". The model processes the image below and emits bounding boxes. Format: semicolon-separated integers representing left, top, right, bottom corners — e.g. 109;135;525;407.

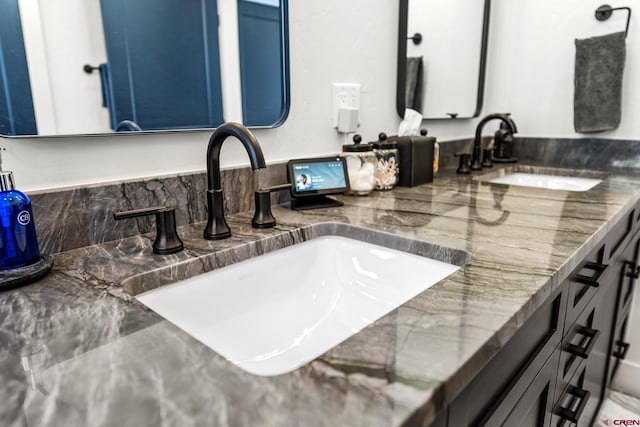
396;0;491;120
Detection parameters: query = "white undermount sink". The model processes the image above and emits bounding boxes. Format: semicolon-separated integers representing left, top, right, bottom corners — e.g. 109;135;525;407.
488;172;602;192
137;235;460;376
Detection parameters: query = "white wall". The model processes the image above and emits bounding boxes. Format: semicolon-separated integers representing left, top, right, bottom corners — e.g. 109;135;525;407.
2;0;639;192
487;0;639;139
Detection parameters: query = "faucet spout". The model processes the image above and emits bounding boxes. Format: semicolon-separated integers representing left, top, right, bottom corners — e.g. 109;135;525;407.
471;113;517;171
206;122;267;190
204;122;267;240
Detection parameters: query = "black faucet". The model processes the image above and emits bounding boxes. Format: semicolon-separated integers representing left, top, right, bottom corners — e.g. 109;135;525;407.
471;113;518;171
204;122;267;240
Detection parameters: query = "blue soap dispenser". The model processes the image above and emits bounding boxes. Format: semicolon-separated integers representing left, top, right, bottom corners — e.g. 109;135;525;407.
0;149;41;270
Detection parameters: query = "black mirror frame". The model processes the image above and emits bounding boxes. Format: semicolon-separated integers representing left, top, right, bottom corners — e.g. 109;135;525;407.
396;0;492;120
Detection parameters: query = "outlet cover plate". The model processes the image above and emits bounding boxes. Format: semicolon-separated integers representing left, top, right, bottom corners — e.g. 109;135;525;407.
332;83;361;128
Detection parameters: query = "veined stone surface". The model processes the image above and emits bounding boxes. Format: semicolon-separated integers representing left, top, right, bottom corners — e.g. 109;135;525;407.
1;164;640;427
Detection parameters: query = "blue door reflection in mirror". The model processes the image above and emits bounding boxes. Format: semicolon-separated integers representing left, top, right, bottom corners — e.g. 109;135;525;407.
0;0;37;136
99;0;224;132
238;0;287;127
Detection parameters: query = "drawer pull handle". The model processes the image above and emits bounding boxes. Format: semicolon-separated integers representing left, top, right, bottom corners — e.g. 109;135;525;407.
565;326;600;359
556;385;590;424
574;262;608;287
613;341;631;359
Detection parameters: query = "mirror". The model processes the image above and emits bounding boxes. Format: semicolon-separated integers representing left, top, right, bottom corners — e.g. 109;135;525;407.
396;0;490;120
0;0;289;137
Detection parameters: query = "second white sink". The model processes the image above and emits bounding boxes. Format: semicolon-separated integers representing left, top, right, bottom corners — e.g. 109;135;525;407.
488;172;601;192
137;235;460;376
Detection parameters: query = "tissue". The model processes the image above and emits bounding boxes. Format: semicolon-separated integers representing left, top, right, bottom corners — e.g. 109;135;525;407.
398;108;423;136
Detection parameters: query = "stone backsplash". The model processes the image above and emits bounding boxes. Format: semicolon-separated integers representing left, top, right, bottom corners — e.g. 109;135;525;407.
514;137;640;172
27;137;640;255
30;164;288;254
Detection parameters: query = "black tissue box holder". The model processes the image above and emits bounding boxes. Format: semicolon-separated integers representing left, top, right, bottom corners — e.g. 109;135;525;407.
390;135;435;187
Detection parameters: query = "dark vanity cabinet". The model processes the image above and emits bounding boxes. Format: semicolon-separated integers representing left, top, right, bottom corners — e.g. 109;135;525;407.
440;206;639;427
552;280;609;426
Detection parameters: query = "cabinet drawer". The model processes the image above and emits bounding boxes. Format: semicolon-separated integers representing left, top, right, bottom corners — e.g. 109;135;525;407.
559;300;601;385
556;276;612;427
564;243;608;333
552;362;593;427
449;286;566;426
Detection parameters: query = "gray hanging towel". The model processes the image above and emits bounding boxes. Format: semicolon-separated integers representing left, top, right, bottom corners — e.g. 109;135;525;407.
574;31;626;133
405;56;424;113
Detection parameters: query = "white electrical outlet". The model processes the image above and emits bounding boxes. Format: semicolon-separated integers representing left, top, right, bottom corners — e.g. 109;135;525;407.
332;83;361;128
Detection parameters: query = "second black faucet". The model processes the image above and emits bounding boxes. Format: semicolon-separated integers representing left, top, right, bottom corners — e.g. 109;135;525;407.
470;113;518;171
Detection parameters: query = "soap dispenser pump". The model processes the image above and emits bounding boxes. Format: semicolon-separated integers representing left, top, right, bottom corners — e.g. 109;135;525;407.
0;149;41;270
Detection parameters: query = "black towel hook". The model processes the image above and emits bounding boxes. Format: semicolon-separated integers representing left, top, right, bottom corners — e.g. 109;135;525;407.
595;4;632;38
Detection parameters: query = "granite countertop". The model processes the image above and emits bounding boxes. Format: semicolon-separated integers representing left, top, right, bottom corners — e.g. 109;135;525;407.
2;165;640;427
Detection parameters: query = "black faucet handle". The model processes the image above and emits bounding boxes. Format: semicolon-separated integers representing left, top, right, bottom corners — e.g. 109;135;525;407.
252;184;292;229
114;206;184;255
455;152;472;174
